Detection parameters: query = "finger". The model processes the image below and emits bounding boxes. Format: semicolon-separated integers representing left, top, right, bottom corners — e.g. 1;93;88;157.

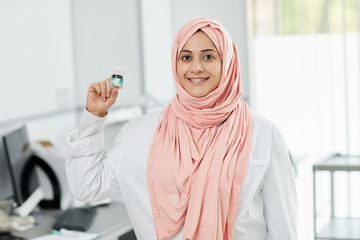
100;81;107;102
106;78;111;98
89;82;100;94
108;87;119;106
86;82;102;113
110;88;119;103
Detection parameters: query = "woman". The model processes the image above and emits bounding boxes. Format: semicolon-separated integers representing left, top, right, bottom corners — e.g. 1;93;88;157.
66;18;297;240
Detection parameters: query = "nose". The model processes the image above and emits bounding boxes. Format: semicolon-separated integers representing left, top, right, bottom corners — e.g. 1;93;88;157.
190;58;203;73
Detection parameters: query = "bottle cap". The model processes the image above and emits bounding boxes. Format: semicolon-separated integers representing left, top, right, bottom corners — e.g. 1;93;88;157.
113;66;127;77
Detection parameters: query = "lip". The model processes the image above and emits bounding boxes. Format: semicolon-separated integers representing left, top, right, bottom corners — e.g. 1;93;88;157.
187;77;209;84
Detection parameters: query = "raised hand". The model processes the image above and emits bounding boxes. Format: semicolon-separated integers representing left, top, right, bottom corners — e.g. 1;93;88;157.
86;78;119;117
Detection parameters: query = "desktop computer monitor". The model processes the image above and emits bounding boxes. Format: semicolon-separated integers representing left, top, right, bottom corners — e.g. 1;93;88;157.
2;125;43;216
0;132;14;202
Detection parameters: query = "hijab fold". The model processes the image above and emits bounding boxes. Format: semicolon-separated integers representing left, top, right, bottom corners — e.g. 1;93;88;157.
147;18;252;240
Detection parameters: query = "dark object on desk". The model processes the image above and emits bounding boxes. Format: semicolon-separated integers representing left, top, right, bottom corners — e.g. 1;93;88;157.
118;229;137;240
52;207;97;231
0;232;24;240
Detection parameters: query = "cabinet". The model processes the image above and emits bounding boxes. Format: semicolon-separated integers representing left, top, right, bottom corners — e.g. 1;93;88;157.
313;154;360;240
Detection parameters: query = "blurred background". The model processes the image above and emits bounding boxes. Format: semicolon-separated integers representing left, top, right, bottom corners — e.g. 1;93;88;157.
1;0;359;239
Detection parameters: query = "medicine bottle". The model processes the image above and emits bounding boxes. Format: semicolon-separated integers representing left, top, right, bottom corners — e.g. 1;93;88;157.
111;66;127;88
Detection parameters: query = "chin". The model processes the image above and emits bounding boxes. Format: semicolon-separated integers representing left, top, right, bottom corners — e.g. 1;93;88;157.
187;90;211;98
181;82;215;98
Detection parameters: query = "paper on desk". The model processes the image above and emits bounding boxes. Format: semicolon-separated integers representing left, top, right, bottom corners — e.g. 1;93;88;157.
30;232;99;240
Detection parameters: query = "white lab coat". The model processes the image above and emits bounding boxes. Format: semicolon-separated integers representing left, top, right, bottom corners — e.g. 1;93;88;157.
66;109;297;240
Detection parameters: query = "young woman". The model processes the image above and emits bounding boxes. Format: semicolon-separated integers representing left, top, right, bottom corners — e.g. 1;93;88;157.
66;18;297;240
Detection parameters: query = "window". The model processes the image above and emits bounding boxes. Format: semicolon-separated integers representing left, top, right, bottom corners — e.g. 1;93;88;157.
246;0;360;239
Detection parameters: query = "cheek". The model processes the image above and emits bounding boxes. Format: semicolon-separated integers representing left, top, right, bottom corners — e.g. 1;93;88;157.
177;63;189;83
215;63;222;82
176;62;183;78
176;63;187;88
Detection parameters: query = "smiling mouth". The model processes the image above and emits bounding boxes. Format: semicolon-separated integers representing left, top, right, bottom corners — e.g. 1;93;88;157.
187;77;209;83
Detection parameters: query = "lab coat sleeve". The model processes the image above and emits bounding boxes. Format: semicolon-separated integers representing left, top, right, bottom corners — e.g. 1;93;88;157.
66;109;122;202
262;126;298;240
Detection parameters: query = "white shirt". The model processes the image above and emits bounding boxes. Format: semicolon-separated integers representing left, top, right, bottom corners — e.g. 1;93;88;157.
66;109;297;240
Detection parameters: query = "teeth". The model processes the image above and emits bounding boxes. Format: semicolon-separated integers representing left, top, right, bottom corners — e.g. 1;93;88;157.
190;78;206;82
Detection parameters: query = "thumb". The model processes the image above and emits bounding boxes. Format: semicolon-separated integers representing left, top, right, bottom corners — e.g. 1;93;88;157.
108;87;119;105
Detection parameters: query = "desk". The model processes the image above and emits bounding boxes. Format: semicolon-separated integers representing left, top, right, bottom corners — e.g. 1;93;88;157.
11;202;132;240
313;154;360;240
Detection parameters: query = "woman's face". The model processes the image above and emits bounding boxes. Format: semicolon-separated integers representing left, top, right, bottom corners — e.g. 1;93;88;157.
177;31;222;98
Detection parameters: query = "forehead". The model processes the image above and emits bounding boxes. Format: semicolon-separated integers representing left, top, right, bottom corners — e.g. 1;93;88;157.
182;31;218;51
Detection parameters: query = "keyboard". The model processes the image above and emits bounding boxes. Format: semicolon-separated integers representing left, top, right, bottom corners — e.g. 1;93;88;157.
52;207;97;231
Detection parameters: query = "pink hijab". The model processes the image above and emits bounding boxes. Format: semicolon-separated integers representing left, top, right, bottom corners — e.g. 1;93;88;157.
147;18;252;240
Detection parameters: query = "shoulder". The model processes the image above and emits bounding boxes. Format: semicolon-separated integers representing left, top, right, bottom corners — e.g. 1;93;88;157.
249;111;287;163
251;112;275;133
251;111;279;142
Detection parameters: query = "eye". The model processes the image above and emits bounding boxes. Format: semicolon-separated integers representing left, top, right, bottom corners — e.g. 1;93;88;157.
180;55;191;61
203;54;215;60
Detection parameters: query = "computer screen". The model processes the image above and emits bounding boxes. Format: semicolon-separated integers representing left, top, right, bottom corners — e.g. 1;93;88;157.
2;125;40;206
0;132;14;202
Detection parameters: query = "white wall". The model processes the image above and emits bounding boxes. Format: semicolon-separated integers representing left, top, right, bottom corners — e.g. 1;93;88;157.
72;0;143;109
0;0;76;148
0;0;146;147
141;0;174;103
0;0;75;122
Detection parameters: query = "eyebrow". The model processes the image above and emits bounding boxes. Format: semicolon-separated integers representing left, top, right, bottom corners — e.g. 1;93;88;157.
180;49;217;53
